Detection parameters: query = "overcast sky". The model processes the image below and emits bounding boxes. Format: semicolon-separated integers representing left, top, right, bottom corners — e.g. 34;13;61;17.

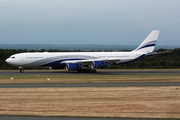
0;0;180;46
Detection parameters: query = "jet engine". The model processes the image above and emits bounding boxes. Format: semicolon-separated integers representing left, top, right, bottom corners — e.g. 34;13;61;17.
66;63;82;71
91;61;108;69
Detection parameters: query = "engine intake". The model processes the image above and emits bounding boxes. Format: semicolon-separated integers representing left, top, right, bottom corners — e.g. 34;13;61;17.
91;61;108;69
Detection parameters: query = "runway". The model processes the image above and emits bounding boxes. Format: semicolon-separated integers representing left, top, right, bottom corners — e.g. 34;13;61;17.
0;70;180;76
0;82;180;88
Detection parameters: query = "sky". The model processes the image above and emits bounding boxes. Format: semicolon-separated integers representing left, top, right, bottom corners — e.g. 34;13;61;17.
0;0;180;46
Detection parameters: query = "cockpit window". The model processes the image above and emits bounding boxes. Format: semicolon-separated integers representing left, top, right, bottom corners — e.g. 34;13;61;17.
11;56;15;59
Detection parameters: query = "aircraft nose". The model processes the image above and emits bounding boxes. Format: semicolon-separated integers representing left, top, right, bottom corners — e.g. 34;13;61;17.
6;58;18;65
6;58;10;63
6;58;12;64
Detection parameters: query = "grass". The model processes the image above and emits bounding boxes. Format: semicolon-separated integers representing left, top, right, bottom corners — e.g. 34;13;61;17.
0;74;180;84
0;87;180;119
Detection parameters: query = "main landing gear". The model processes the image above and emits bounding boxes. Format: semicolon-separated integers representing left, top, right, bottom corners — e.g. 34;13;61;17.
91;70;97;73
78;69;97;73
19;66;24;73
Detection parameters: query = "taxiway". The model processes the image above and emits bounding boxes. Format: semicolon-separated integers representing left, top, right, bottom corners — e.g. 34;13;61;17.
0;70;180;76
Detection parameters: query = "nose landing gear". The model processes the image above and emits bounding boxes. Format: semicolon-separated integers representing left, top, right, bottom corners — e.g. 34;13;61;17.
19;66;24;73
20;69;24;73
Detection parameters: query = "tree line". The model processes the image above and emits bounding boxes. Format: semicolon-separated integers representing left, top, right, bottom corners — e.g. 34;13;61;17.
0;48;180;70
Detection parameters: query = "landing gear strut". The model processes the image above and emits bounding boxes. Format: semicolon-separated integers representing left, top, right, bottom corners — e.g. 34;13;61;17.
19;66;24;73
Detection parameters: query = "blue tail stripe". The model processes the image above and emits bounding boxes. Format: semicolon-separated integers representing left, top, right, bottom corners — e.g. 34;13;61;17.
136;44;155;51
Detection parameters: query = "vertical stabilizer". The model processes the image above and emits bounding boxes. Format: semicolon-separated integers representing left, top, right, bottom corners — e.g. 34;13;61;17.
133;30;160;53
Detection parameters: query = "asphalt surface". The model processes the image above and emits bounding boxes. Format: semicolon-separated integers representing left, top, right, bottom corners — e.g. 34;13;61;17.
1;82;180;88
0;70;180;76
0;116;176;120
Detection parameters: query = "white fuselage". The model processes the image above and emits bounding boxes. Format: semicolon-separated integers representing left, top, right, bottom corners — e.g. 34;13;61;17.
6;51;141;67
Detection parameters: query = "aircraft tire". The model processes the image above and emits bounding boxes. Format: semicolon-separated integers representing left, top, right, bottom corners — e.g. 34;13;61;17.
92;70;97;73
86;69;91;73
82;69;87;73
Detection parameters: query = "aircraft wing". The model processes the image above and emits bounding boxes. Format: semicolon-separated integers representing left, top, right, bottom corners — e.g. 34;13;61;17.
61;58;121;64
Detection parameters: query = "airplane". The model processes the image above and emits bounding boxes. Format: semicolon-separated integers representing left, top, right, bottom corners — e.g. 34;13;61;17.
6;30;170;73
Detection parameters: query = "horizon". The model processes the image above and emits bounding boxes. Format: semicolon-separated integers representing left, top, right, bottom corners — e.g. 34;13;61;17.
0;44;179;51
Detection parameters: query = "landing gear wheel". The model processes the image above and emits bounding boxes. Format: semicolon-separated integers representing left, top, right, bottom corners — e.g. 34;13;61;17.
86;69;91;73
20;69;24;73
82;69;87;73
92;70;97;73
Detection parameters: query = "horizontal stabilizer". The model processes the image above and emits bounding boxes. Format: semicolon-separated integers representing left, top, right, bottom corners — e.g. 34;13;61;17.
145;51;172;56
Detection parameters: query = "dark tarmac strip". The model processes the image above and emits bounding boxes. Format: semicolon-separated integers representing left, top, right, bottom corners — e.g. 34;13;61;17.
0;70;180;76
1;82;180;88
0;116;175;120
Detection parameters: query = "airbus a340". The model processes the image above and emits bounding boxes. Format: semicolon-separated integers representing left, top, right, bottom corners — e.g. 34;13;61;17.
6;30;169;73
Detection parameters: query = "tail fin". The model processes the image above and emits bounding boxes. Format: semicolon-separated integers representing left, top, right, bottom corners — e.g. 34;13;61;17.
133;30;160;53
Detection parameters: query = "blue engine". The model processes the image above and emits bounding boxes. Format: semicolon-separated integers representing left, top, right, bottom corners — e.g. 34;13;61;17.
91;61;108;69
66;63;82;71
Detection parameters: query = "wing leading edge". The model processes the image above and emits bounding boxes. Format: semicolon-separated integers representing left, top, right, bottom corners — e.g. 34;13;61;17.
61;58;121;64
